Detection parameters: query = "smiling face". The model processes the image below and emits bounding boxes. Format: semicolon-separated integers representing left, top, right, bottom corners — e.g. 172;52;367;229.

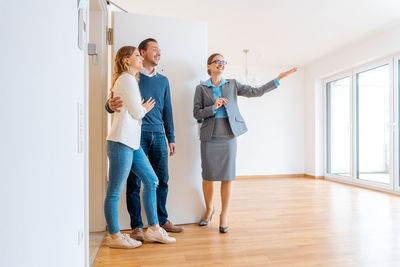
141;41;161;67
207;54;226;76
124;48;143;72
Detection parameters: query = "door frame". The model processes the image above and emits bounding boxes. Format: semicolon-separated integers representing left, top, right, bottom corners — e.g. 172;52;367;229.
394;55;400;192
324;71;353;182
352;58;394;190
88;0;109;233
324;56;399;193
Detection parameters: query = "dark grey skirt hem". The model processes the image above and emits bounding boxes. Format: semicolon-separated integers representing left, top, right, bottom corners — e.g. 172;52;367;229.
200;137;237;182
202;176;236;181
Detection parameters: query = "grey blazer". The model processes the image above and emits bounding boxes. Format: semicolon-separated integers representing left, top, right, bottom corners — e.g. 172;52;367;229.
193;79;278;141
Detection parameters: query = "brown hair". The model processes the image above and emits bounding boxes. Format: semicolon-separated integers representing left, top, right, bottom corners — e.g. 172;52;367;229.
207;53;223;75
110;46;137;91
138;38;158;55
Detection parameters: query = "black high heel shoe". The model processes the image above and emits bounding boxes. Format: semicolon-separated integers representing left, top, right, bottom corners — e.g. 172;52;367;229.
199;208;215;226
219;215;229;233
219;226;229;233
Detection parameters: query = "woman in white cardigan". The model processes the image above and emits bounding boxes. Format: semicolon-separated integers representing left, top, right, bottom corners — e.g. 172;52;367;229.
105;46;175;249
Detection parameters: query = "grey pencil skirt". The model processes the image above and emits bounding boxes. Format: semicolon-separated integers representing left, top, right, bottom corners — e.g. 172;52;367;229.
200;137;237;181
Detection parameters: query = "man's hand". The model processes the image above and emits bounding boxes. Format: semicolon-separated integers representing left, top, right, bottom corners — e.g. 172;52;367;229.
169;143;176;156
109;91;123;112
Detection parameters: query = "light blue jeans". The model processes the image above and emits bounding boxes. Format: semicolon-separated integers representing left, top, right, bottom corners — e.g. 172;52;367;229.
105;140;159;234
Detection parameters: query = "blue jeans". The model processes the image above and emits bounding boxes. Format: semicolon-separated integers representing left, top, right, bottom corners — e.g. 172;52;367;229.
104;141;159;234
126;131;169;228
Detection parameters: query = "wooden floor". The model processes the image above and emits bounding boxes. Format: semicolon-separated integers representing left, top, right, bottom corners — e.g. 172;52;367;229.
90;231;106;266
93;177;400;267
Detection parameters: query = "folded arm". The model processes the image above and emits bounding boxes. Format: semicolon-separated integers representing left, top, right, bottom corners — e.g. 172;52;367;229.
120;77;147;120
193;85;216;122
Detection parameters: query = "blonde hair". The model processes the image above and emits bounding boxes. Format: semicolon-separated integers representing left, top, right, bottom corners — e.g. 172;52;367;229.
110;46;137;92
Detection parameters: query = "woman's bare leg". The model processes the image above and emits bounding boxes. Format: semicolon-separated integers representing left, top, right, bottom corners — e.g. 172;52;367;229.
220;181;232;227
201;180;214;220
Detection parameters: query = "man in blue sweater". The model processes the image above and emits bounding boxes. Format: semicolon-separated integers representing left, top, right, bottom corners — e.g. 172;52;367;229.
106;38;183;241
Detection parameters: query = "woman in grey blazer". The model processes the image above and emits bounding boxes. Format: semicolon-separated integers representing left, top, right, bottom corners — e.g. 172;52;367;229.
193;53;296;233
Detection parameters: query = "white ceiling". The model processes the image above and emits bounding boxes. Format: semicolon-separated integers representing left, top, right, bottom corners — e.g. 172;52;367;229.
112;0;400;66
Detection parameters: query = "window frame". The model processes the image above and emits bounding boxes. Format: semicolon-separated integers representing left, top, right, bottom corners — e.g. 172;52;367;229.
394;55;400;192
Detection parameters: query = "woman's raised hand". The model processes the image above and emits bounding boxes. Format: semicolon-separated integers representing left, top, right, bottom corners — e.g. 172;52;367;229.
142;97;156;112
214;97;228;110
277;67;298;81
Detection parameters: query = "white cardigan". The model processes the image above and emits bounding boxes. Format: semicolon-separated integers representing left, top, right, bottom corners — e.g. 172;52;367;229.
106;73;147;150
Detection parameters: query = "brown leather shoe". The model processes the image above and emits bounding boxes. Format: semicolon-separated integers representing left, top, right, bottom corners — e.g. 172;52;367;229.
161;220;184;233
130;228;144;242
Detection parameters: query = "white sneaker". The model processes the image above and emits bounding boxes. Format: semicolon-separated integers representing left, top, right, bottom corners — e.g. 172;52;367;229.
109;233;142;249
122;233;142;248
144;227;176;244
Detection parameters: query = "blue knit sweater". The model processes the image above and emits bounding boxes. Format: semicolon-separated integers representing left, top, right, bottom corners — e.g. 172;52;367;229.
139;73;175;143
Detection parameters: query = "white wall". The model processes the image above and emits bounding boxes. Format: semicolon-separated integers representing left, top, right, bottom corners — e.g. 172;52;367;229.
303;24;400;176
223;65;305;175
222;65;305;175
0;1;87;267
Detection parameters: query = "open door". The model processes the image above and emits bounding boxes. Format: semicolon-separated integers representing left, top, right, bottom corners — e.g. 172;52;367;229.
111;12;207;229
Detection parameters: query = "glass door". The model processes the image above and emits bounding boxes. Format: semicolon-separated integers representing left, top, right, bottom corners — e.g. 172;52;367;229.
326;76;352;180
354;60;394;189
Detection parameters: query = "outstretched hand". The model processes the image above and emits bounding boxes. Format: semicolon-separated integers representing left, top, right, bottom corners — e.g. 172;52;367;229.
277;67;298;81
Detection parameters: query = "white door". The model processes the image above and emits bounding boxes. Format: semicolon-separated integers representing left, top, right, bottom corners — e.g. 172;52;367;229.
112;12;207;230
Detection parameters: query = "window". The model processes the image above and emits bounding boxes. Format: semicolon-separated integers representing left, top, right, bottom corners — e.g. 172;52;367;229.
325;58;395;192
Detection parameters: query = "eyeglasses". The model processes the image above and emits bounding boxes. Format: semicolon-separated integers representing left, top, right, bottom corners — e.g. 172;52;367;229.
211;60;227;65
